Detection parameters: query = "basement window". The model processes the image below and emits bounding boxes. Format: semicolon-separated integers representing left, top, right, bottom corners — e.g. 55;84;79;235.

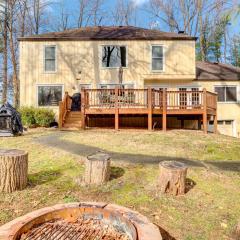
44;45;56;72
102;46;127;68
37;85;63;107
214;86;237;102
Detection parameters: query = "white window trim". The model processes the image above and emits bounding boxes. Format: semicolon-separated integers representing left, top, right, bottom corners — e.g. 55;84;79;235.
100;45;128;69
36;84;64;108
151;44;165;73
79;83;92;90
43;45;57;73
214;85;238;104
98;83;134;89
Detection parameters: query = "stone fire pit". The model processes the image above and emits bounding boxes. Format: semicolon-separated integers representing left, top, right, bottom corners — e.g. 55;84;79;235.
0;202;162;240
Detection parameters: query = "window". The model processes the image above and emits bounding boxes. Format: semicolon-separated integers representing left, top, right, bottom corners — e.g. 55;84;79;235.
191;87;200;106
102;46;127;68
151;45;164;71
214;86;237;102
99;84;133;89
37;85;63;106
79;84;91;91
44;46;56;72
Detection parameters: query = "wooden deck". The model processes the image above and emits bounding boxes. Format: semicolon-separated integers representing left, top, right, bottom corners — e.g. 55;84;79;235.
59;88;217;133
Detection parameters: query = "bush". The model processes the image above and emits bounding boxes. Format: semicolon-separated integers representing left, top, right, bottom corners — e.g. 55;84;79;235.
34;108;55;127
19;106;36;127
19;107;55;128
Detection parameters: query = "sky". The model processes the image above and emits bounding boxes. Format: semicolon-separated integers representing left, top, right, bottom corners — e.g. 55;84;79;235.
48;0;240;37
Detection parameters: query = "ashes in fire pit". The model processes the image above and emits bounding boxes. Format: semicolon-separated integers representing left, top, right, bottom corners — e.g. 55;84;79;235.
20;217;130;240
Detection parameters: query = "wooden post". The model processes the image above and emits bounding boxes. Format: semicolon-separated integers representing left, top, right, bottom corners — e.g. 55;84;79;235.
81;89;86;129
162;89;167;131
214;113;218;134
83;152;111;185
59;101;63;129
181;119;184;129
115;87;119;130
198;116;202;130
0;149;28;193
158;161;188;196
148;87;153;131
203;88;208;134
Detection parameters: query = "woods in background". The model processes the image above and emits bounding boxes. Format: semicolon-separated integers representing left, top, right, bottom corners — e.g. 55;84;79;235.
0;0;239;106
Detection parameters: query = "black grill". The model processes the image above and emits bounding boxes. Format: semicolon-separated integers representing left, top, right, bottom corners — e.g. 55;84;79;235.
0;103;23;137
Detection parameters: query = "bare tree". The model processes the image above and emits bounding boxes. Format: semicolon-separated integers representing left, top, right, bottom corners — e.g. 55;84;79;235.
89;0;105;26
27;0;52;34
112;0;136;26
52;2;70;31
8;0;19;107
77;0;92;27
1;0;8;104
148;0;232;61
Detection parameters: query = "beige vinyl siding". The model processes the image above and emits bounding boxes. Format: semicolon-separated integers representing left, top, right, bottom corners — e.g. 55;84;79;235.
19;40;196;108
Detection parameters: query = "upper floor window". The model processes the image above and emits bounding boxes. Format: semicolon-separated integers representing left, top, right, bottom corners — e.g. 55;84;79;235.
151;45;164;71
44;46;56;72
37;85;63;106
102;46;127;68
214;86;237;102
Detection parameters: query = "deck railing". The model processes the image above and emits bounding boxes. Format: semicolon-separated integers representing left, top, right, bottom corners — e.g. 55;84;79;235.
85;88;148;108
59;88;217;132
59;92;72;128
83;88;216;111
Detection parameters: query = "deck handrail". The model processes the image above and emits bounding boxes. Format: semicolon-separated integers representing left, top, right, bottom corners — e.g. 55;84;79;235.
59;92;72;128
60;88;217;115
81;88;217;111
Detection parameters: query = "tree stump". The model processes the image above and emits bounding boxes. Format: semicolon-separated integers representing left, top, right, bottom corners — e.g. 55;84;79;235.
83;152;111;185
158;161;188;196
0;149;28;193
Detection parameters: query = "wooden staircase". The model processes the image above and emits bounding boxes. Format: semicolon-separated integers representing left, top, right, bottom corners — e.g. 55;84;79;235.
59;92;83;130
62;111;82;130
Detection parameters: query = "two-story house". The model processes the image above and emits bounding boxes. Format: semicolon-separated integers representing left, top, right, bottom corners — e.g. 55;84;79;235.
18;26;240;137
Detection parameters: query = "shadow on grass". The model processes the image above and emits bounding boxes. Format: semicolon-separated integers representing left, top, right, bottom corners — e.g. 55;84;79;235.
110;166;125;180
34;132;240;172
155;224;177;240
28;169;62;187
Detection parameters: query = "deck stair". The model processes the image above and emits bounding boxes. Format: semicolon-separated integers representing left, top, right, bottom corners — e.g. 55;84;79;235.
62;111;82;130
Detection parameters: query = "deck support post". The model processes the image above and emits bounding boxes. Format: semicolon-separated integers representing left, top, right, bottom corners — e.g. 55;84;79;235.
213;113;217;134
198;116;202;130
81;90;86;130
115;87;119;130
148;87;153;131
162;89;167;131
59;101;63;129
203;88;208;134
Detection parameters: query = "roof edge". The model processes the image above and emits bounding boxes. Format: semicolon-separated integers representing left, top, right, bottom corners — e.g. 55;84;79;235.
18;36;198;42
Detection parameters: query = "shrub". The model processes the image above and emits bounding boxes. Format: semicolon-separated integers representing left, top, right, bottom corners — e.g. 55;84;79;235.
19;106;36;127
34;108;55;127
19;107;55;128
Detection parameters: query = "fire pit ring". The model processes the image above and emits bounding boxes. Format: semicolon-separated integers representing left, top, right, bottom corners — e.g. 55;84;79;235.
0;202;162;240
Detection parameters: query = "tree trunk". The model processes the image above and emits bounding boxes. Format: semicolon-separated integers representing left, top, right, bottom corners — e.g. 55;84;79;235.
158;161;188;196
83;152;111;185
2;0;8;104
0;149;28;193
8;0;19;108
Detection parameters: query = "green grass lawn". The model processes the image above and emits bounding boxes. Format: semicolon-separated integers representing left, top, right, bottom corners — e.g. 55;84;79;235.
0;129;240;240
